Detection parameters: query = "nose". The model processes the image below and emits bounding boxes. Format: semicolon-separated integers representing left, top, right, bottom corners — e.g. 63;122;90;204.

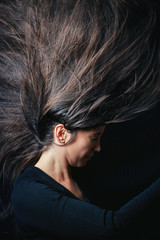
94;142;101;152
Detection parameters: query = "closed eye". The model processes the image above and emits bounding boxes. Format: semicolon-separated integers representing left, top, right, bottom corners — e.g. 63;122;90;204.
91;137;99;142
90;135;101;142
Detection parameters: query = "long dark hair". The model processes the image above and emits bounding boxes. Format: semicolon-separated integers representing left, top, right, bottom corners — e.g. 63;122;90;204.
0;0;160;218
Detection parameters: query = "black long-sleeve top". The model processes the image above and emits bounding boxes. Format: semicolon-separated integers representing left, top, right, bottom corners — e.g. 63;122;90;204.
11;166;160;240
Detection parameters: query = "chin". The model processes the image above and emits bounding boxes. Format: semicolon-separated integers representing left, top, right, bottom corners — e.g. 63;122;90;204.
70;157;90;168
72;161;87;168
79;158;90;167
79;162;87;167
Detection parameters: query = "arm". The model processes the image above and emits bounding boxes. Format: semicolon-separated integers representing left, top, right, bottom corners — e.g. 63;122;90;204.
12;176;160;239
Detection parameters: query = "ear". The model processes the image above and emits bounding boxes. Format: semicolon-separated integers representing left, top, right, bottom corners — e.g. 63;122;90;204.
54;124;68;145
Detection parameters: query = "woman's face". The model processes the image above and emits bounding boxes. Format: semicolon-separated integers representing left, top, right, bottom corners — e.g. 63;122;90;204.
65;125;105;167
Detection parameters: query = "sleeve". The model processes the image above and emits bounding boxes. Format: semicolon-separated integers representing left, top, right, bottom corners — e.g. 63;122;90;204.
12;177;160;240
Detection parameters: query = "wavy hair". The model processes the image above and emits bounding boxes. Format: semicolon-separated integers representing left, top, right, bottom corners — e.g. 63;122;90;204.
0;0;160;218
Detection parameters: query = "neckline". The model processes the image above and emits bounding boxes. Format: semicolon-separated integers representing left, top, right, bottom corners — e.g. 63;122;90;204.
26;165;89;202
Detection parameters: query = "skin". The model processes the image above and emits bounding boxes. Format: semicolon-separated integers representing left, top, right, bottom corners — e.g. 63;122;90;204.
35;124;105;200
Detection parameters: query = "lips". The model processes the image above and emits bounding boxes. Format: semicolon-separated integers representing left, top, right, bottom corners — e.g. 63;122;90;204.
86;154;93;160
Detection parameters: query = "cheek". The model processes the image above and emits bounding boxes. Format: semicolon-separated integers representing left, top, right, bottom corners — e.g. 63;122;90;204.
67;141;94;167
73;145;88;158
69;142;91;160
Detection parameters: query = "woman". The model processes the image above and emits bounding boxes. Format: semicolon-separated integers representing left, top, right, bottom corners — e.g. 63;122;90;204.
11;123;160;240
1;0;160;239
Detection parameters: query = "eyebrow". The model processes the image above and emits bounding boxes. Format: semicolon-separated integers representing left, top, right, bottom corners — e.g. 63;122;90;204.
92;133;102;136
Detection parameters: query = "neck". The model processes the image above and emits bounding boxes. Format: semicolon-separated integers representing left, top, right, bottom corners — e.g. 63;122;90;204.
35;146;85;201
35;147;72;183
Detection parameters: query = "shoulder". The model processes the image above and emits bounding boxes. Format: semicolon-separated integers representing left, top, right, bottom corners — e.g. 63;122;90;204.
11;167;72;233
11;166;62;218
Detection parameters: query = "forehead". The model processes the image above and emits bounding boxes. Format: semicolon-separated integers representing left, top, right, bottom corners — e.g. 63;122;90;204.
78;125;106;136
